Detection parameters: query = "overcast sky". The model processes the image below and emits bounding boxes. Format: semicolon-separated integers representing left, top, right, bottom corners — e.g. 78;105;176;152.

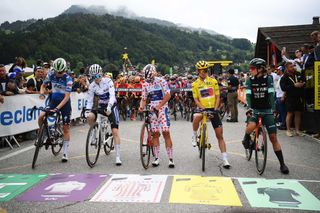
1;0;318;41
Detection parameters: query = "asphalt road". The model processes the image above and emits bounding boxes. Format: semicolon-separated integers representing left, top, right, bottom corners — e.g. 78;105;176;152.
0;106;320;213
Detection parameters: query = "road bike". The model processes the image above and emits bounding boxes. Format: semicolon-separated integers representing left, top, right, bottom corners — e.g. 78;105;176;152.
85;109;114;168
245;110;270;175
195;109;216;172
139;105;156;169
29;106;64;169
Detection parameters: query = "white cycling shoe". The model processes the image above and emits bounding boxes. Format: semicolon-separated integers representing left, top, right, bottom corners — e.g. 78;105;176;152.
152;158;160;167
223;159;231;169
116;157;122;166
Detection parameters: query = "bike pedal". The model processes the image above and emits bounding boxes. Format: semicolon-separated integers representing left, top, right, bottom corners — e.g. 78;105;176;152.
207;144;212;149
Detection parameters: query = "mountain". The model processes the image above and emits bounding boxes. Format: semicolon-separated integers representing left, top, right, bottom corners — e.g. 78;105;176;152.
62;5;218;35
0;12;253;73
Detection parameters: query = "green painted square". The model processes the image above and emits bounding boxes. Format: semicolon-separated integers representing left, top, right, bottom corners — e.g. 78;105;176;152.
238;178;320;211
0;174;47;201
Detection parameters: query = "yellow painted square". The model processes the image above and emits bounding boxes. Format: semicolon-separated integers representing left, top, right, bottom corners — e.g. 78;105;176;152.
169;175;242;206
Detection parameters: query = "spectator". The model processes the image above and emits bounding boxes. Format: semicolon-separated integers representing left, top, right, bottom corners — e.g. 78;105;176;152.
226;68;239;122
0;64;9;94
72;75;88;93
280;62;306;137
281;48;303;72
42;62;51;77
26;66;43;94
303;45;315;70
4;79;19;96
312;31;320;61
8;57;27;89
267;65;280;92
275;66;286;130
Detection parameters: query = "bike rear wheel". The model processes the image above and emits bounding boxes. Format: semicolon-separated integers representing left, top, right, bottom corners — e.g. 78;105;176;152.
255;126;268;175
86;123;101;168
32;123;46;169
140;124;151;169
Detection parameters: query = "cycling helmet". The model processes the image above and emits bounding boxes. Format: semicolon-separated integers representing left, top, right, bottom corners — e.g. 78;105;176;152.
53;58;67;72
89;64;102;75
196;60;209;70
249;58;266;68
143;64;156;80
134;76;140;83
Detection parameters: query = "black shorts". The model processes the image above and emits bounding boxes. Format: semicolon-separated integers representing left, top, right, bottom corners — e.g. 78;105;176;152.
48;99;71;125
209;111;223;129
91;105;119;129
285;97;303;112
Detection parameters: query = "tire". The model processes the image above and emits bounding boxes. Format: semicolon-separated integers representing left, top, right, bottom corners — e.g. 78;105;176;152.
32;123;46;169
245;134;254;161
51;120;64;156
255;126;268;175
121;99;127;121
86;123;101;168
201;124;207;172
140;124;151;169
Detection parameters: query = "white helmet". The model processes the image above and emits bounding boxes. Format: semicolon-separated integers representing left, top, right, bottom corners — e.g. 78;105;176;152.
89;64;102;76
53;58;67;72
143;64;156;80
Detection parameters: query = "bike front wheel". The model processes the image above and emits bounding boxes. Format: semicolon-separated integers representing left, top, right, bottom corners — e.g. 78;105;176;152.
140;124;151;169
201;123;207;172
255;126;268;175
86;123;101;168
32;123;46;169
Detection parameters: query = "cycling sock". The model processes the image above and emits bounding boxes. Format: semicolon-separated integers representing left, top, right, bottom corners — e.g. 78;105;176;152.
274;150;285;166
153;146;160;159
222;152;228;161
166;147;173;160
115;144;121;158
63;141;69;156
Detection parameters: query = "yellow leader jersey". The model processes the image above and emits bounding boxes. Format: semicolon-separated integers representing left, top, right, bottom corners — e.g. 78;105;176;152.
192;76;220;109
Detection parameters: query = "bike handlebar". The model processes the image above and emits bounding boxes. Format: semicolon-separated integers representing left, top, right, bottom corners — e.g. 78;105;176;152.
29;106;61;118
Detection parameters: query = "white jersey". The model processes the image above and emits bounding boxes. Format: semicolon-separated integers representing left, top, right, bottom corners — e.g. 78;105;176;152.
86;77;116;110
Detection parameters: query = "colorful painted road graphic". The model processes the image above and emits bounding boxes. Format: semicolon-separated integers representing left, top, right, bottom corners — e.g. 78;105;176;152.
0;174;47;202
91;174;167;203
169;175;242;206
17;173;108;202
1;173;320;212
239;178;320;211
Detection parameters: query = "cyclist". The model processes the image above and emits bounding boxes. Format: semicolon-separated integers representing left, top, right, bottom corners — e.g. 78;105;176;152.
242;58;289;174
85;64;122;166
191;60;230;169
139;64;174;168
39;58;73;162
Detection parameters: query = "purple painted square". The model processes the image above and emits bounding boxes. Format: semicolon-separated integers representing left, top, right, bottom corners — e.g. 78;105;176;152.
17;173;109;202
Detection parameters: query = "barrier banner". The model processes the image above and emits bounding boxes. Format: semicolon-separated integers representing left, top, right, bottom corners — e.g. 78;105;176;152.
0;93;87;137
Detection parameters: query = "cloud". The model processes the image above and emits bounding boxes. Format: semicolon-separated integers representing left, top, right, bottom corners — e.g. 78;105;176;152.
0;0;318;42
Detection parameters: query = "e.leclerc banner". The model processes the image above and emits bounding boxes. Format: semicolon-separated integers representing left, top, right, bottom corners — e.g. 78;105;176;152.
0;92;87;137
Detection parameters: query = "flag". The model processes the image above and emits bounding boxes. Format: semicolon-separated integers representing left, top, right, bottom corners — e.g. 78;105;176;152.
271;43;277;65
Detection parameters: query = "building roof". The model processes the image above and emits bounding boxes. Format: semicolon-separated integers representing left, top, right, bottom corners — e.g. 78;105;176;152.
255;18;320;60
